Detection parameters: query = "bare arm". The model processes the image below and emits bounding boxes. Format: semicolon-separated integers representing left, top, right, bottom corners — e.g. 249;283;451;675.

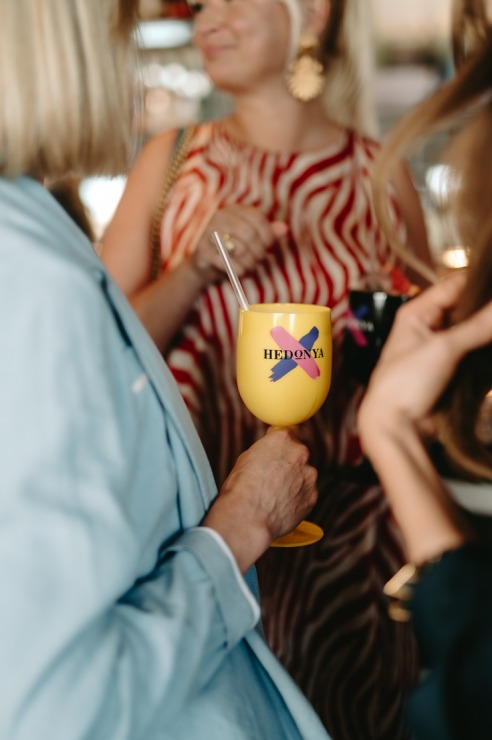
101;131;217;351
102;131;287;352
358;277;492;740
360;416;466;564
358;274;492;564
102;131;176;294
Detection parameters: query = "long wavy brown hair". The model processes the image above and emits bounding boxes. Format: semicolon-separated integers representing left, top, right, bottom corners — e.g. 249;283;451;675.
372;11;492;481
452;0;490;68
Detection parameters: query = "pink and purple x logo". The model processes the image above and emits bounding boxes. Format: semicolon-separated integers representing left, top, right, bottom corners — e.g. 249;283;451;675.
269;326;320;382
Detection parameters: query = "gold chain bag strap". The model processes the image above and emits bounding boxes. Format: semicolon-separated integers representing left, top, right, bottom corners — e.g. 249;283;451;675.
150;125;196;281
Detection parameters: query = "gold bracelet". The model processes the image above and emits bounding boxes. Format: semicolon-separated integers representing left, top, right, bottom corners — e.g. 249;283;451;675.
383;554;444;622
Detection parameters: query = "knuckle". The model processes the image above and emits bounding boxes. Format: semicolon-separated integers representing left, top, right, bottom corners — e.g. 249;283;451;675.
297;442;310;465
309;483;319;504
278;427;292;443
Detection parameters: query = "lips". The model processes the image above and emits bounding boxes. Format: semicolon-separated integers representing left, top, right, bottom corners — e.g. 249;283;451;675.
201;45;233;60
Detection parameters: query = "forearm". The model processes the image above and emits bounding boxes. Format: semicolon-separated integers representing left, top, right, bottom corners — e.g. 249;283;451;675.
203;501;271;574
130;257;216;352
362;418;466;564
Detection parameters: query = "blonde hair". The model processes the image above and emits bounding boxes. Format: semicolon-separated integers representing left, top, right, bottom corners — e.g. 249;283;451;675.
320;0;378;137
0;0;138;180
373;26;492;481
279;0;378;137
278;0;303;64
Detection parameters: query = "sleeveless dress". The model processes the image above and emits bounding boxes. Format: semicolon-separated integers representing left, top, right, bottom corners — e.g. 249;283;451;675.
159;121;418;740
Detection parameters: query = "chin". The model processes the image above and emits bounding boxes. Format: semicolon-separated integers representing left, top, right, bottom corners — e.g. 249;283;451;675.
205;74;246;96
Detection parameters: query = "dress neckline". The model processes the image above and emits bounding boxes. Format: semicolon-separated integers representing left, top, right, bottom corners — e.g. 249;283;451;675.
212;120;352;161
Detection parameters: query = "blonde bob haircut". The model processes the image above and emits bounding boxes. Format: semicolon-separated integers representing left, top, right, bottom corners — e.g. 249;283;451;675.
0;0;138;180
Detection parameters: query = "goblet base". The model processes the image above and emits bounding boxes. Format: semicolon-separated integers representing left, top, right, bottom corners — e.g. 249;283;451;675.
271;520;323;548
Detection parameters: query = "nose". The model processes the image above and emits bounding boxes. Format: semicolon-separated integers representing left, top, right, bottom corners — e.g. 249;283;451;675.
192;0;225;37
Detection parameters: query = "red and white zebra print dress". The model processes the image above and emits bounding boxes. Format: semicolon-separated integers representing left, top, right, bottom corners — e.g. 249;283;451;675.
160;121;418;740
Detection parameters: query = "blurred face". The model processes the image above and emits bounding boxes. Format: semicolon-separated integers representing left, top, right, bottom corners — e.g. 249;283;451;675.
189;0;291;95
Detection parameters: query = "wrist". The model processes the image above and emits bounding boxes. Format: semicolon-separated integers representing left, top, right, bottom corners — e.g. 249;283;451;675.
360;409;418;466
187;248;219;287
203;501;271;573
384;542;468;621
360;412;468;557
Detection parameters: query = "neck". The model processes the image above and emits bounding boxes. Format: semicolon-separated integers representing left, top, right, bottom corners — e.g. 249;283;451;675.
225;89;341;153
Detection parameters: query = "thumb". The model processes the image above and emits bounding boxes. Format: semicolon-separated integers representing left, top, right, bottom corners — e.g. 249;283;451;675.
271;220;289;238
446;298;492;357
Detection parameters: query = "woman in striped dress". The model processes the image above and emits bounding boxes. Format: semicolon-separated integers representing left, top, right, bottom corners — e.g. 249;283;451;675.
102;0;434;737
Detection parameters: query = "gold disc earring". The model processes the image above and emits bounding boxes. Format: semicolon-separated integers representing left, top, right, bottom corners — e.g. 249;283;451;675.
286;32;325;102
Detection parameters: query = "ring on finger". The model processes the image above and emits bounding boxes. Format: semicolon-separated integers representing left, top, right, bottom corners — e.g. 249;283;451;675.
222;232;236;254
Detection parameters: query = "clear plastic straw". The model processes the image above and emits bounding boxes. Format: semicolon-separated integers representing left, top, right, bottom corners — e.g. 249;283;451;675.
212;231;250;311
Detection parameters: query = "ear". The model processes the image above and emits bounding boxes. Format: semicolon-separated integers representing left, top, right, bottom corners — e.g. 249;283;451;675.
302;0;331;38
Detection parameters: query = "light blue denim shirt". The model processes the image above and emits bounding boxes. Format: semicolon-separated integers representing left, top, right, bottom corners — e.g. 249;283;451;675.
0;176;330;740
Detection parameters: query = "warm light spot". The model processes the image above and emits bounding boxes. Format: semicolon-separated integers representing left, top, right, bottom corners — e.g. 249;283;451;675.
440;245;469;270
79;176;127;240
